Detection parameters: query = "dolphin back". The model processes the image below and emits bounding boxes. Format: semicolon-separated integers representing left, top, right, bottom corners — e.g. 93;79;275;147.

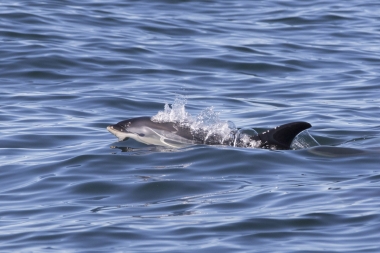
251;122;312;150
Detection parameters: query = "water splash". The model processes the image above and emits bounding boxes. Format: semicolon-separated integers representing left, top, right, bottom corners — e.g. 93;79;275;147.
152;97;316;149
152;96;238;145
151;96;190;123
291;130;320;150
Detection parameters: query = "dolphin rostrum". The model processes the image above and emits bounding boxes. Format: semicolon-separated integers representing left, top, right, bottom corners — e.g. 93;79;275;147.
107;117;312;150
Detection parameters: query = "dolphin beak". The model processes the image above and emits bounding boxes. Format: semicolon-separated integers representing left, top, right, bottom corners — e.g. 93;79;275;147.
107;125;122;135
107;125;117;135
107;125;129;141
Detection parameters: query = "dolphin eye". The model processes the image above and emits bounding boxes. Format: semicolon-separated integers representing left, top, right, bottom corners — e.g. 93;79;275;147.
138;133;145;137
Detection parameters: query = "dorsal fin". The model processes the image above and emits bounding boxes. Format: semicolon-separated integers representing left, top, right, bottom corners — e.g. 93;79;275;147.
251;122;312;149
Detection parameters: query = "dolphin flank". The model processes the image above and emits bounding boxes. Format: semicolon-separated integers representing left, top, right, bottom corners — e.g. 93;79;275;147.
107;117;312;150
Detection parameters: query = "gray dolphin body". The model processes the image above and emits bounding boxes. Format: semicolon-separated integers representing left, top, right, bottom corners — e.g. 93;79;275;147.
107;117;312;150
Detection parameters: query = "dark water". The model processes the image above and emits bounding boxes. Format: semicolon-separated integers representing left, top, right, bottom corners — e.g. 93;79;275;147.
1;0;380;252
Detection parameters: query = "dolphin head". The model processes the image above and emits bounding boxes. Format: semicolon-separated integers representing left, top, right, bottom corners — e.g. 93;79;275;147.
107;117;194;147
107;117;151;141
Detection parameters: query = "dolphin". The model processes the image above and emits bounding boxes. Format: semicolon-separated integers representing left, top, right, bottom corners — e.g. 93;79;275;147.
107;117;312;150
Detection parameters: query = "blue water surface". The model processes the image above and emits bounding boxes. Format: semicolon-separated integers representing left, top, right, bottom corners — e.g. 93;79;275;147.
1;0;380;252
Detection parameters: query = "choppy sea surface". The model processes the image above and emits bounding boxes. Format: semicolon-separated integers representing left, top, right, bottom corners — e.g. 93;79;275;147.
1;1;380;252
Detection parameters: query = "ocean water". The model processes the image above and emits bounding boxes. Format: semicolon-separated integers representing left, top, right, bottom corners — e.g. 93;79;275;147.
1;0;380;252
